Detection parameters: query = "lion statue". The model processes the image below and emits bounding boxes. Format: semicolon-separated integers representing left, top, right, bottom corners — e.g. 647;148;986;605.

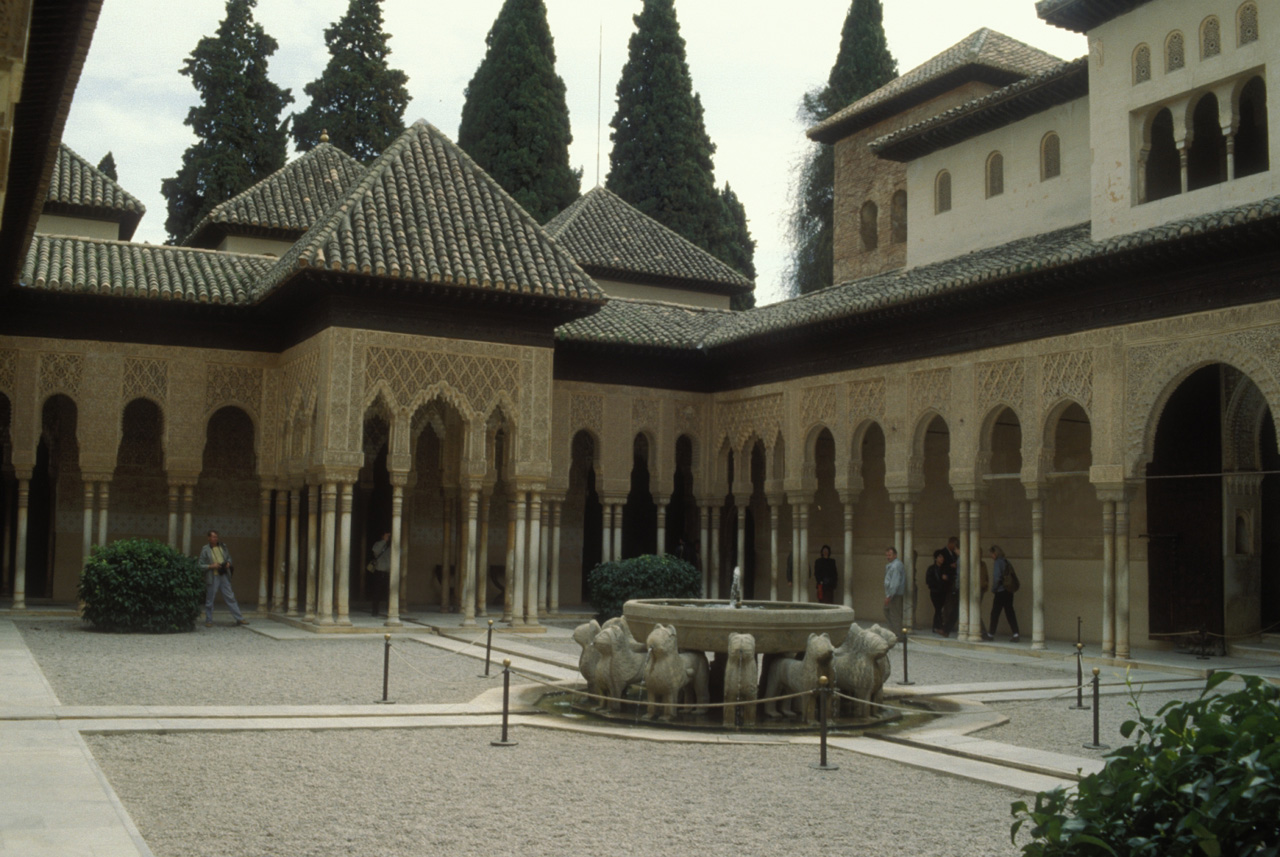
592;621;647;711
643;624;709;721
866;623;899;706
763;632;834;724
832;622;892;719
723;631;758;727
573;616;631;699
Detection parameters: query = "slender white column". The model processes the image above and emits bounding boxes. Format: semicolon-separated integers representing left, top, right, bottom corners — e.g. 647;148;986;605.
527;491;542;627
181;485;194;556
611;503;622;561
1116;496;1130;659
96;482;109;547
799;504;810;602
399;490;411;607
1031;495;1045;650
166;484;179;549
1101;499;1116;656
537;500;550;613
305;484;318;622
957;500;970;639
513;492;527;625
82;481;95;566
387;482;404;627
13;477;29;610
790;505;801;602
968;500;982;642
1;480;11;593
769;503;779;602
601;503;612;563
318;482;336;626
656;502;667;556
476;491;491;616
734;503;746;580
550;501;562;613
709;505;721;600
503;500;516;622
461;485;479;627
287;488;300;616
903;501;915;631
842;502;854;608
337;482;353;625
698;504;710;598
441;496;454;611
272;490;288;612
257;489;272;613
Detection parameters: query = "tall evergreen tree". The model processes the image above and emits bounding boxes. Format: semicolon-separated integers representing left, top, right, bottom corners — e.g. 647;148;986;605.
788;0;897;295
291;0;409;161
606;0;725;259
457;0;579;223
162;0;293;242
720;184;756;310
96;152;118;181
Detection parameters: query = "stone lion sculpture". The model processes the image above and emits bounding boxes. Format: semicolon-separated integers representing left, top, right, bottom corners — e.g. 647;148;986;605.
643;624;709;721
723;631;758;727
832;622;892;719
592;621;647;711
763;632;834;724
866;623;899;706
573;616;631;699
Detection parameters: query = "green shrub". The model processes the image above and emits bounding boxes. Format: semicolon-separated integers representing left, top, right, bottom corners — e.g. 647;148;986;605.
78;539;204;633
587;554;701;620
1012;672;1280;857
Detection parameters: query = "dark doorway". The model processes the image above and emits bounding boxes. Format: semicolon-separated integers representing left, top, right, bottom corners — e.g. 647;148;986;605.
622;435;656;558
1261;412;1280;633
570;431;602;602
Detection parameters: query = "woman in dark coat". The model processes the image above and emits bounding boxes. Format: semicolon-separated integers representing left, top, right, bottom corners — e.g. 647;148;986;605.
813;545;838;604
926;549;950;635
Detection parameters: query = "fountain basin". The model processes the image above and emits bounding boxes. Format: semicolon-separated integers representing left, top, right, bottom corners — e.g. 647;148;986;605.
623;599;856;654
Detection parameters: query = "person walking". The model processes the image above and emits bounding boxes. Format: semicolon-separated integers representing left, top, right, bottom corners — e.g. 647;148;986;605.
200;529;248;628
813;545;838;604
941;536;960;636
986;545;1020;642
926;549;950;635
369;531;392;617
884;546;905;640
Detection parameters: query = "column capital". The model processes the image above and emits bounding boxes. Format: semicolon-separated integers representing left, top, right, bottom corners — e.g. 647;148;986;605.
887;491;918;505
785;490;813;507
82;472;113;484
1093;482;1138;503
950;485;985;503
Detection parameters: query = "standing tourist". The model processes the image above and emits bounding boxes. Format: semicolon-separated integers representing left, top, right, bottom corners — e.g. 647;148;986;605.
926;549;950;635
813;545;837;604
369;530;391;617
200;530;248;628
986;545;1020;641
941;536;960;635
884;546;905;640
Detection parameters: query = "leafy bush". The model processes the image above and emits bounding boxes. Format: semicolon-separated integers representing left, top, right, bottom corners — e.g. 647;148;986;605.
78;539;204;633
1012;672;1280;857
587;554;701;620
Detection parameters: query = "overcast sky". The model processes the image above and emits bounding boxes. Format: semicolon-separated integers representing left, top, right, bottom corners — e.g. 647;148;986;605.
62;0;1085;305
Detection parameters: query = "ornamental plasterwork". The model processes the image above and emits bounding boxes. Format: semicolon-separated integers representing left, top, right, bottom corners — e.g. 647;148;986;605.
976;358;1025;416
910;367;950;418
632;397;660;434
570;393;603;437
715;394;782;452
206;363;262;417
674;400;701;438
39;352;83;398
0;348;14;392
1041;350;1093;411
516;350;552;469
801;384;839;428
281;350;320;419
364;345;519;418
848;377;886;422
122;357;168;404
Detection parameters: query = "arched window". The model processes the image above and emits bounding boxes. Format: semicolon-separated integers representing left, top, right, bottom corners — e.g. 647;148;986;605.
1238;2;1258;45
1134;44;1152;83
935;170;951;214
1188;93;1227;190
859;200;878;251
986;152;1004;198
1201;16;1221;57
1236;75;1269;178
1041;132;1061;180
1146;108;1181;202
890;190;907;244
1166;31;1185;72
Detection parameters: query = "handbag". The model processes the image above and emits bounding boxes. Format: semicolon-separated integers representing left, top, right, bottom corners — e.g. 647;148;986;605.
1003;561;1020;593
366;561;376;574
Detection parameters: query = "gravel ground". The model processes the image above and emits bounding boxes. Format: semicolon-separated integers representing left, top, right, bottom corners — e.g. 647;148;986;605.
84;727;1033;857
14;620;493;706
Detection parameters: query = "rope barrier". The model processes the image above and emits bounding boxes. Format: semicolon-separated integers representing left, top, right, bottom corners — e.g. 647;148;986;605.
505;664;813;711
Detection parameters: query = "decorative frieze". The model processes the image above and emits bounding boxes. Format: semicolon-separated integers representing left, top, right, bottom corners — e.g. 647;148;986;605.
123;357;168;404
39;352;84;398
910;367;950;417
715;394;783;451
0;348;15;392
206;363;262;416
570;393;603;436
801;384;839;428
848;377;886;422
365;345;520;416
632;397;660;434
976;358;1024;415
1042;350;1093;411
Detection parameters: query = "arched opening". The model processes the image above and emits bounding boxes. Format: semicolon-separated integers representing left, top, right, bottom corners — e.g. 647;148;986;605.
1041;132;1061;181
1188;93;1227;191
667;434;698;561
745;439;767;599
112;398;167;542
1260;412;1280;634
568;430;602;603
853;423;892;613
25;395;80;600
935;170;951;214
195;406;257;607
1146;108;1181;202
986;152;1004;198
890;190;907;244
810;428;838;603
1041;402;1100;641
405;399;468;612
859;201;878;251
622;433;656;558
359;407;392;609
1235;76;1269;178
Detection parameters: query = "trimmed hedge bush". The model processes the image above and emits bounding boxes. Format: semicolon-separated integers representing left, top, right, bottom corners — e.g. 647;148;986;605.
78;538;204;633
1011;671;1280;856
587;554;701;620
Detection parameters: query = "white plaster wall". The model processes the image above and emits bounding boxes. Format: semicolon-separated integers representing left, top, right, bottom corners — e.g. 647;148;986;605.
218;234;295;257
905;98;1092;268
1088;0;1279;240
35;213;118;241
592;276;731;309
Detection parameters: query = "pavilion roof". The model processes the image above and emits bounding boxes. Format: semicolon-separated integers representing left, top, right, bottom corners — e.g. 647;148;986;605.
43;143;145;240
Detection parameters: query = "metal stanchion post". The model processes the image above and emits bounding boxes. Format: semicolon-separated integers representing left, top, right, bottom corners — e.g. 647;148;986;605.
810;676;839;771
1083;668;1109;750
479;619;496;678
377;633;393;704
491;658;518;747
1069;641;1089;710
898;626;914;686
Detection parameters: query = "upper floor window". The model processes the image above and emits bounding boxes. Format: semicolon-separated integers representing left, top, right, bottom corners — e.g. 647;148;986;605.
859;201;878;251
1187;93;1227;190
890;190;907;244
1201;16;1221;57
1239;2;1258;45
1236;75;1269;177
986;152;1004;198
935;170;952;214
1145;108;1181;202
1166;31;1185;72
1041;132;1061;181
1134;44;1152;83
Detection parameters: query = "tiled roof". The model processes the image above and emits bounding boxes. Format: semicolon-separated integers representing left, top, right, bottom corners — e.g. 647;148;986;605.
544;186;753;294
260;121;603;305
808;29;1063;144
871;57;1088;161
556;296;733;349
20;234;274;305
44;143;145;239
183;143;366;247
1037;0;1152;33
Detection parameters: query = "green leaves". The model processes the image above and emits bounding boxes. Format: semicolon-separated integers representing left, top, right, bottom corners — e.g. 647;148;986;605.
1011;673;1280;856
78;539;204;634
587;554;701;621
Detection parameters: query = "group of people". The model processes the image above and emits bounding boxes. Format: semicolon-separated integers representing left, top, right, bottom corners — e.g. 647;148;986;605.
923;538;1020;641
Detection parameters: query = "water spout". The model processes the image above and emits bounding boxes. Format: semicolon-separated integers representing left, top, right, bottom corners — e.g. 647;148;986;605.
730;566;743;608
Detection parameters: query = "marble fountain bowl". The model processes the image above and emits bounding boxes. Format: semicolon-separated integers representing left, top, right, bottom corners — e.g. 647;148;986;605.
623;599;857;654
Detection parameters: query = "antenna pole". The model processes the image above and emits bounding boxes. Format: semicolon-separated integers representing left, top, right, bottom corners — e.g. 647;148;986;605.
596;20;603;186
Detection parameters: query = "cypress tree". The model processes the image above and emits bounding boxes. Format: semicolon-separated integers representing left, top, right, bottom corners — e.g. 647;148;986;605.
96;152;118;181
606;0;724;257
457;0;579;223
161;0;293;242
720;184;756;310
291;0;409;161
788;0;897;295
